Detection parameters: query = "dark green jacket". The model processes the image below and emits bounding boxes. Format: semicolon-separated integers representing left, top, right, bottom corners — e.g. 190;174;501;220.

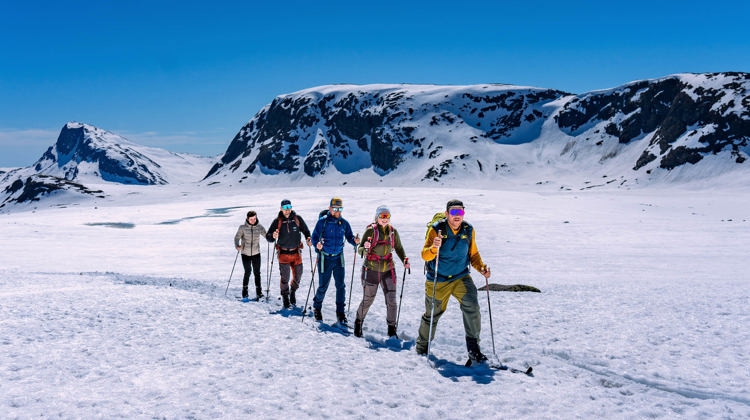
357;223;407;273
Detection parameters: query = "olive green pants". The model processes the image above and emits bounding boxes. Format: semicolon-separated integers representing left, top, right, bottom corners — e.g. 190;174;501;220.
416;274;481;353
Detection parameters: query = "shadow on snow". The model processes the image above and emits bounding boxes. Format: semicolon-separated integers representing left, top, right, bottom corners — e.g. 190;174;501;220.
430;355;498;384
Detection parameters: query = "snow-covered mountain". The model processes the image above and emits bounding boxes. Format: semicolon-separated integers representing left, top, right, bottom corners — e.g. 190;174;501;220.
204;72;749;186
0;122;215;209
30;122;213;185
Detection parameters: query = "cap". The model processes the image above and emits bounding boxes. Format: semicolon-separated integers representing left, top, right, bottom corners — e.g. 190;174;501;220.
446;199;464;210
280;199;291;207
330;197;343;207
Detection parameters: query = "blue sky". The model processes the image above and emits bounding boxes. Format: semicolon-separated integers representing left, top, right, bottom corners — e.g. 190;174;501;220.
1;0;748;167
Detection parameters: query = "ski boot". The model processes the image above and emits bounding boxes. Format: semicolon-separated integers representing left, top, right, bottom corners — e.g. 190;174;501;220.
354;318;363;337
466;337;488;365
336;312;348;326
387;325;398;339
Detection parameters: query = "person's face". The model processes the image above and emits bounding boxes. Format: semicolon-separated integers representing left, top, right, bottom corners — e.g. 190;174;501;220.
281;206;292;217
247;215;257;224
445;207;464;228
377;212;390;226
329;206;342;218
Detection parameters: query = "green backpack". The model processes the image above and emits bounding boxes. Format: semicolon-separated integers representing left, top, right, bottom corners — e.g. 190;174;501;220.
426;212;446;238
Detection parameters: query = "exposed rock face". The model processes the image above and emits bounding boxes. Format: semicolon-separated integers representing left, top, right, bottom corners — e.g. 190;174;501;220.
478;284;542;293
204;84;568;181
205;73;749;184
0;122;215;210
554;73;750;170
0;175;105;209
34;122;168;185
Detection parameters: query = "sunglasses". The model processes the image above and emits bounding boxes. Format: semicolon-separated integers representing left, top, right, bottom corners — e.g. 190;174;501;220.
281;205;292;210
331;207;343;212
378;213;391;219
448;208;465;216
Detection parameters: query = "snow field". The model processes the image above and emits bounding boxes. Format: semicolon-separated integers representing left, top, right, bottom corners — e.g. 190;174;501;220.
1;185;748;418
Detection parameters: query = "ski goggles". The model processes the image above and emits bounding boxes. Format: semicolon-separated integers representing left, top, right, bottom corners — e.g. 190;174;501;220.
281;204;292;210
378;213;391;219
331;207;343;212
448;208;465;216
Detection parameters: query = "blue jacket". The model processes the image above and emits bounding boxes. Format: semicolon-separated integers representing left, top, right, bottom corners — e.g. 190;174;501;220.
312;212;357;256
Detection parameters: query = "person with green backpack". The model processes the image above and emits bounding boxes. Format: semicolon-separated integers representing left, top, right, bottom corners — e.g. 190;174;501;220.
353;205;410;338
416;199;492;364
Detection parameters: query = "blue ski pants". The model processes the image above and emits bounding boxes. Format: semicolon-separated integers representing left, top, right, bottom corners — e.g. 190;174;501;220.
313;253;346;313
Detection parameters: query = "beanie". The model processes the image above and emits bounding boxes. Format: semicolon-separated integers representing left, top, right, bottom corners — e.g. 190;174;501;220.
374;205;391;221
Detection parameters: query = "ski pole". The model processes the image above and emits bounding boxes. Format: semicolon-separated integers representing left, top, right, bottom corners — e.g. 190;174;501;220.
302;251;319;323
266;238;278;302
225;249;240;296
346;234;359;318
395;258;409;331
482;265;499;361
427;230;441;359
266;241;271;284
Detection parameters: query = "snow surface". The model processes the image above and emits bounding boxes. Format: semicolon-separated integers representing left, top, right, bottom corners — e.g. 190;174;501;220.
1;184;749;418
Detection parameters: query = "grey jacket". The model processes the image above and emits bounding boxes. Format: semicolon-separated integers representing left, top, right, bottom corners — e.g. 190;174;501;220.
234;222;268;256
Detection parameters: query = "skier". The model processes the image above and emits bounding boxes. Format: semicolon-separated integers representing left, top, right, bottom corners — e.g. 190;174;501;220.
354;205;410;338
311;197;360;324
416;199;492;364
234;210;271;300
266;199;312;308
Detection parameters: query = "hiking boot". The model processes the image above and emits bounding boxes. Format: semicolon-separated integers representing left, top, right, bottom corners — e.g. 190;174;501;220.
416;345;428;356
282;294;290;309
289;291;296;306
354;318;363;337
387;325;398;339
336;312;348;325
313;308;322;321
256;288;264;299
468;349;488;364
466;337;488;364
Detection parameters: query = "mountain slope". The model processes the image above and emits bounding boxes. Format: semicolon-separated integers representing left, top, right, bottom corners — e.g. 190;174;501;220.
0;123;214;209
204;73;749;186
30;122;213;185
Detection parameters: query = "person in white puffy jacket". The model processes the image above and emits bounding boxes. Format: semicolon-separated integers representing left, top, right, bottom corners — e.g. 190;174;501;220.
234;210;271;299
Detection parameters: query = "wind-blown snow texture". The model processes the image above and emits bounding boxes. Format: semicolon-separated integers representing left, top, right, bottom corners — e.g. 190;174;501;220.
1;185;748;418
205;72;749;186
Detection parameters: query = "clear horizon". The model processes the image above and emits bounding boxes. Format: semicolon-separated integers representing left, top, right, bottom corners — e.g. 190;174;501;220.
1;0;748;167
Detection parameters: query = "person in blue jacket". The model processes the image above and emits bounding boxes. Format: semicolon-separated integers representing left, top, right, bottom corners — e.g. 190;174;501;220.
311;197;360;324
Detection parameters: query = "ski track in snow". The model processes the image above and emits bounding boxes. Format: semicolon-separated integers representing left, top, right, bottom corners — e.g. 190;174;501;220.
1;186;749;418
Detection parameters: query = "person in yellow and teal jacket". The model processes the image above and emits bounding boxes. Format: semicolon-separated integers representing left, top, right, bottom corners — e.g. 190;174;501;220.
416;199;491;363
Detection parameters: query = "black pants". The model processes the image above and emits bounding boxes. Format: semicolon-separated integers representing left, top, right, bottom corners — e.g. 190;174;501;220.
241;253;262;297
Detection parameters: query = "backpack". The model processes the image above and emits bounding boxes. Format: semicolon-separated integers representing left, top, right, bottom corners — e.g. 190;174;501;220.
275;212;302;251
316;209;345;249
426;212;446;238
364;223;396;262
424;211;473;274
